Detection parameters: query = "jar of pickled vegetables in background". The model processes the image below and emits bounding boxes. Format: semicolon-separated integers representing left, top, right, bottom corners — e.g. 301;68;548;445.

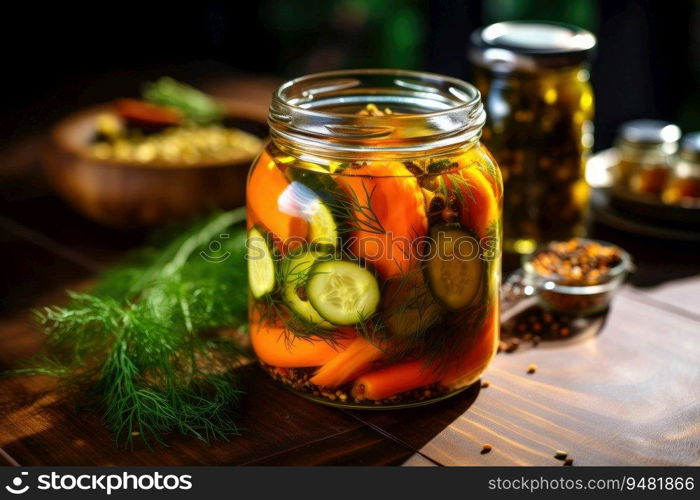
613;120;681;200
470;22;596;255
663;132;700;207
246;70;502;408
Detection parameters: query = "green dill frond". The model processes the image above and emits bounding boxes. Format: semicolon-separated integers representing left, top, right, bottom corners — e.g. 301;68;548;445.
8;209;250;448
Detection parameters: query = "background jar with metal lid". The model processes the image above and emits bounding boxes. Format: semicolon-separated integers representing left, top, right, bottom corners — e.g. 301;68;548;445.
663;132;700;206
246;69;502;409
469;21;596;256
613;119;681;200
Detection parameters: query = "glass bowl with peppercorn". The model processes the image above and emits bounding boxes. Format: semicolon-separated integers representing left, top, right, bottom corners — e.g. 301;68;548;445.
506;238;632;316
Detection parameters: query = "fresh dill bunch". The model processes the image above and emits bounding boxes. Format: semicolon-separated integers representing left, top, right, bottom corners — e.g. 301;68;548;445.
10;209;250;448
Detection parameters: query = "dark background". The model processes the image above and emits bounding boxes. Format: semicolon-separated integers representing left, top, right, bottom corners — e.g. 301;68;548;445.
1;0;697;152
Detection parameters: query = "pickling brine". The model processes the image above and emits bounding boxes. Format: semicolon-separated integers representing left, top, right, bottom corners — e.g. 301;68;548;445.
246;70;502;408
470;22;596;255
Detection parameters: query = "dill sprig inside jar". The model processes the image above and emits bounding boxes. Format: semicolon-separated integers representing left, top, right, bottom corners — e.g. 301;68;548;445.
246;70;503;409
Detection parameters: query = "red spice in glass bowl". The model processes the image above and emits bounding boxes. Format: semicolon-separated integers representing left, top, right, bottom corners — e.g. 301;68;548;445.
521;239;632;315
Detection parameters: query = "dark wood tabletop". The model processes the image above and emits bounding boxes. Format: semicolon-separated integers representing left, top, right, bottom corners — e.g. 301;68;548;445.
1;76;699;467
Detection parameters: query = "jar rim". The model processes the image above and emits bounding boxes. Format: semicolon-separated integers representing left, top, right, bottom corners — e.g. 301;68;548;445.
273;69;482;117
268;69;485;159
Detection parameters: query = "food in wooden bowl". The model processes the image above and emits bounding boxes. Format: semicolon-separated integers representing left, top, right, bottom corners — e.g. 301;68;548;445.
44;78;266;227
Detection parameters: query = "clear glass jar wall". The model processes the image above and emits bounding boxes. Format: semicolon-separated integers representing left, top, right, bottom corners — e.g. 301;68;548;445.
246;70;502;408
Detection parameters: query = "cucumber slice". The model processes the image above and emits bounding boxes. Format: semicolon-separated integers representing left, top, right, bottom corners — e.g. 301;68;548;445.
281;250;333;328
426;224;485;311
285;168;349;248
247;226;276;299
306;200;338;248
307;260;380;325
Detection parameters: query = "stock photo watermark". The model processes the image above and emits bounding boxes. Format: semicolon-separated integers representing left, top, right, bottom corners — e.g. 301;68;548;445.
3;470;192;496
199;231;499;266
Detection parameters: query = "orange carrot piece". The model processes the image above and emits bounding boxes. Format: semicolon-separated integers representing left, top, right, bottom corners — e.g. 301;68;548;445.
336;162;427;279
351;304;500;400
310;337;384;388
441;303;499;388
444;166;499;239
115;98;182;129
474;145;503;199
351;360;438;401
247;151;308;247
250;323;354;368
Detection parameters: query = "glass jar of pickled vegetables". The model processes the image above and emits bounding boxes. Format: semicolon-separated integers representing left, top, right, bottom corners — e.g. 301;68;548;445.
611;120;681;200
246;69;502;408
470;21;596;255
663;132;700;206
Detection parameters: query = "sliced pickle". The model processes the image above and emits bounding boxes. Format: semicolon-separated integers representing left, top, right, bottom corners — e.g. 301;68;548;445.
425;224;485;311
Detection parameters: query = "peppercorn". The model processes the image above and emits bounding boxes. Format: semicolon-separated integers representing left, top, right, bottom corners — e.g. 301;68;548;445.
429;195;446;214
531;239;623;286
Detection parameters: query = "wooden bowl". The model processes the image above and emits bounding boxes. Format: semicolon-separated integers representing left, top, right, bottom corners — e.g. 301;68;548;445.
44;101;267;227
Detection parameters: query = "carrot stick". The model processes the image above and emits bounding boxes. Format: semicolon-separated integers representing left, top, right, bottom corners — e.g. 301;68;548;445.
250;322;354;368
309;337;384;388
475;145;503;199
351;360;438;401
336;162;427;279
444;166;499;239
441;303;499;389
247;150;308;247
351;305;499;400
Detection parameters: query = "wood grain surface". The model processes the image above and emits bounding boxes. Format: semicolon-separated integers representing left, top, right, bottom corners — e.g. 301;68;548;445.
642;276;700;320
354;290;700;466
1;74;699;466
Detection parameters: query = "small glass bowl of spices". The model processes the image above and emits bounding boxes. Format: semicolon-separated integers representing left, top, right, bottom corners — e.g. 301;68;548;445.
505;239;632;316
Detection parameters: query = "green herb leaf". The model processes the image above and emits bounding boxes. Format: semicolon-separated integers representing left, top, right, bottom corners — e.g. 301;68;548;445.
9;209;249;448
143;77;226;126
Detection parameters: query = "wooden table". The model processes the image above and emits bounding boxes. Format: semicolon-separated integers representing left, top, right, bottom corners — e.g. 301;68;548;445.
1;78;699;467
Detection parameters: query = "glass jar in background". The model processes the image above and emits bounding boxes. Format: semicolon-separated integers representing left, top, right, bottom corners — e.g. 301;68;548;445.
246;70;502;408
613;120;681;200
663;132;700;207
469;21;596;255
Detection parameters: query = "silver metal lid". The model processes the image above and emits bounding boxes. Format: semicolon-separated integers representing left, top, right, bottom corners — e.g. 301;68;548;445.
469;21;596;72
681;132;700;153
618;120;681;146
678;132;700;162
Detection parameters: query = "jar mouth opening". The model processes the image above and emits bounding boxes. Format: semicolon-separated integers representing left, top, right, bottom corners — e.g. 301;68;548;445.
268;69;485;158
273;68;481;118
